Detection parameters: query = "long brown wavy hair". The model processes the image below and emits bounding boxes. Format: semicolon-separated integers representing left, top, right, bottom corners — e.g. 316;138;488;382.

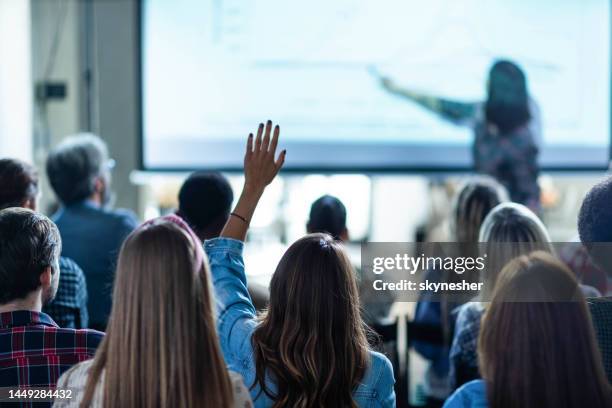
81;216;234;407
479;252;612;408
251;233;369;407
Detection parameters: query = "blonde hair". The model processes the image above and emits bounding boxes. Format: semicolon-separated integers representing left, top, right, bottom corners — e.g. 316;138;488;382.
478;202;553;299
81;216;234;407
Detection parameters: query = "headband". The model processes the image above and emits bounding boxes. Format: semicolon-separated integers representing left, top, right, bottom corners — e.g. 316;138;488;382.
138;214;204;269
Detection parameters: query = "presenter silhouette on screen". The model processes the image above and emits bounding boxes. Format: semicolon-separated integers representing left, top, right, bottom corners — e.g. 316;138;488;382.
379;60;541;211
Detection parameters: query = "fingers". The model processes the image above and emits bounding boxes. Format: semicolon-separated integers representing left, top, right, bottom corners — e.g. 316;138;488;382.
275;149;286;171
269;125;279;154
262;120;272;152
246;133;253;156
251;121;283;169
255;123;264;153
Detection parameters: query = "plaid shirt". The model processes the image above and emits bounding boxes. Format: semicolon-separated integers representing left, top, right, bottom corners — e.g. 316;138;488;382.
588;297;612;383
43;257;88;329
0;311;103;407
449;302;484;390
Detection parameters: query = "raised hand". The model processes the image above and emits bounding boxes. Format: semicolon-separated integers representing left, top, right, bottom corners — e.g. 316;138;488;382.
244;120;286;195
221;120;286;241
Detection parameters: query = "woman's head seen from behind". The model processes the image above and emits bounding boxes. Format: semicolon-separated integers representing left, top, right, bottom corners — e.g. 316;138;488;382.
444;177;508;311
82;215;233;408
479;202;552;299
452;176;508;246
486;59;531;134
252;233;368;408
479;252;612;408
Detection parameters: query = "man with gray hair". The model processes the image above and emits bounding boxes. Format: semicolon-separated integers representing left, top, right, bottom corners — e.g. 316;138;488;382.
46;134;138;330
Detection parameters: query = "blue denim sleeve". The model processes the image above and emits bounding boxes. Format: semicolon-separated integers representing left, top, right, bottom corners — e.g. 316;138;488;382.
442;387;469;408
375;354;397;407
204;238;258;365
442;380;487;408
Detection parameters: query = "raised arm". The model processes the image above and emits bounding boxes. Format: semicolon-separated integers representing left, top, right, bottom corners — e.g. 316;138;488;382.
379;75;478;126
206;121;285;363
221;120;286;241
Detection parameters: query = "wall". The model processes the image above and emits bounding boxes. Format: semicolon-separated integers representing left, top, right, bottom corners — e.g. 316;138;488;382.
90;0;140;212
30;0;140;214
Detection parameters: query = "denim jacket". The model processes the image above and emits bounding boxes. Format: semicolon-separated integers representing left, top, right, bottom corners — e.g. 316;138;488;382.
205;238;396;408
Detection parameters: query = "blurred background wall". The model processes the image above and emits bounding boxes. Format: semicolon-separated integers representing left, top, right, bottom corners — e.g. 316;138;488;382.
29;0;139;213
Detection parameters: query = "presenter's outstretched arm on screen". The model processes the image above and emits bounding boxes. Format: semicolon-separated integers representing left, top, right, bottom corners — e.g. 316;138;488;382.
220;120;286;242
379;75;478;126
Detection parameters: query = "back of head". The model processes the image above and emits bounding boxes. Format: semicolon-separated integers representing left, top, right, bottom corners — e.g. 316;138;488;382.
578;176;612;275
0;158;38;210
485;59;531;134
252;233;368;407
46;133;109;205
441;177;508;315
0;208;60;304
177;171;233;240
453;176;508;244
83;215;233;408
306;195;347;240
479;202;552;298
479;252;612;408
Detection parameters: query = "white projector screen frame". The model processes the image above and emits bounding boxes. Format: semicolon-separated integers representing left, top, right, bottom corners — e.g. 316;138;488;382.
138;0;612;172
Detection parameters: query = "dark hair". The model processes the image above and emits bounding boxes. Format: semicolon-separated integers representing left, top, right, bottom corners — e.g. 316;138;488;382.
578;176;612;273
306;195;347;240
46;134;109;204
251;234;369;407
0;208;61;304
485;60;531;134
0;159;38;210
479;251;612;408
453;176;508;245
177;172;233;240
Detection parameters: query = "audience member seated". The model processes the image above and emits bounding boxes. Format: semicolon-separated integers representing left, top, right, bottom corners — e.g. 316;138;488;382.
307;194;395;325
206;121;395;407
177;171;269;310
54;215;251;407
413;176;507;405
578;176;612;381
0;208;103;402
177;171;234;240
46;134;138;330
560;240;608;296
449;202;553;389
0;158;88;328
444;252;612;408
307;195;349;240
